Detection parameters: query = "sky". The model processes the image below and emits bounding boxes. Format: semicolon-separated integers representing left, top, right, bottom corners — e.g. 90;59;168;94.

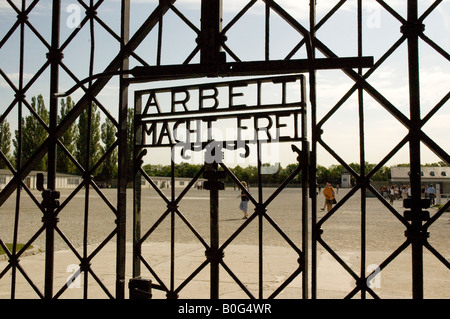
0;0;449;170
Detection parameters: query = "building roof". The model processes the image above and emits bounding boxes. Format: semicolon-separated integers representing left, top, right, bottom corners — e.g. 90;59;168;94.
390;166;450;181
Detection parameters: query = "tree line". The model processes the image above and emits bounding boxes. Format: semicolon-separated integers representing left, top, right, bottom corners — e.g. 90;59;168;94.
142;162;388;186
142;161;447;187
0;94;447;186
0;95;133;184
142;162;302;186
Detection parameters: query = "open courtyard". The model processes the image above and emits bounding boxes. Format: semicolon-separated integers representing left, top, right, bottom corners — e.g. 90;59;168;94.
1;186;448;298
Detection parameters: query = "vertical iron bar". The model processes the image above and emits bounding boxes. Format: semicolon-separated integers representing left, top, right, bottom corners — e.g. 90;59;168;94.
116;0;130;299
199;0;223;299
157;3;163;66
12;183;21;298
265;2;270;61
11;0;27;299
44;0;61;299
357;0;367;299
200;0;223;65
82;104;91;299
309;0;318;300
81;0;96;299
47;0;60;192
300;76;309;299
170;159;176;295
406;0;424;299
257;139;263;299
133;94;142;279
209;161;220;299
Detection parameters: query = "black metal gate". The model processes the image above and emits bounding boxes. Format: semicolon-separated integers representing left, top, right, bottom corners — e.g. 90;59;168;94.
0;0;448;299
132;75;310;298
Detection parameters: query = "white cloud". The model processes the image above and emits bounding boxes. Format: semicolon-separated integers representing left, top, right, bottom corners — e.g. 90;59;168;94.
436;4;450;32
0;2;13;15
115;0;338;20
4;73;34;81
420;67;450;107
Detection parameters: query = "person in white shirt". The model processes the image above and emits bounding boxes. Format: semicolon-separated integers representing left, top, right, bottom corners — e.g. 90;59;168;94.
426;184;436;205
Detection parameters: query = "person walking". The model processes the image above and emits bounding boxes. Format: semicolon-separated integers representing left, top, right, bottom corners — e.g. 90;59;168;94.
389;185;395;205
323;182;335;212
239;181;250;219
426;184;436;205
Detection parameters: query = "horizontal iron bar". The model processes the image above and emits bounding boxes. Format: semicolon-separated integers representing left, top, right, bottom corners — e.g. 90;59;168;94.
129;57;374;82
135;74;303;94
139;136;306;148
138;105;304;121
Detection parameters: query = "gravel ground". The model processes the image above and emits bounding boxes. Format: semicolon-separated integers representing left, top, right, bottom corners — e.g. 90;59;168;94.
1;186;449;298
1;186;448;252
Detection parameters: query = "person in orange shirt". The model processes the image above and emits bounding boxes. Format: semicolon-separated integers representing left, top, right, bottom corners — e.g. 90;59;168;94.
323;182;335;212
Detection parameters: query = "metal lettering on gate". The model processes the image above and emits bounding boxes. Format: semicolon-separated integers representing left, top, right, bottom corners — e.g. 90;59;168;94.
133;75;309;299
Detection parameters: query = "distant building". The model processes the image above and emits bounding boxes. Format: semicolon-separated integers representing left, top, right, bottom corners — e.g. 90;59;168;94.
141;176;205;189
0;169;81;190
341;169;352;188
390;166;450;194
0;169;206;191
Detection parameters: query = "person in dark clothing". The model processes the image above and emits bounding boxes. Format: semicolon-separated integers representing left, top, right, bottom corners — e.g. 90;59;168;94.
239;181;249;219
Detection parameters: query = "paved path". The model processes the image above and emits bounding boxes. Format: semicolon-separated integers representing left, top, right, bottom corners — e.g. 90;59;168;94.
1;187;449;298
1;241;449;299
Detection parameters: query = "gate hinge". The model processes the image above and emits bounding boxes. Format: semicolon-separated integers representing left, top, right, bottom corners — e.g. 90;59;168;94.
403;210;430;222
400;21;425;37
203;166;226;191
203;180;225;191
205;248;224;262
404;228;430;244
42;189;60;211
37;173;60;225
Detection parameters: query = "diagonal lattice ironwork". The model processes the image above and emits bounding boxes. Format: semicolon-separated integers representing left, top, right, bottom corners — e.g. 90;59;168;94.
310;0;449;299
0;0;129;299
133;155;308;299
0;0;448;299
132;73;309;298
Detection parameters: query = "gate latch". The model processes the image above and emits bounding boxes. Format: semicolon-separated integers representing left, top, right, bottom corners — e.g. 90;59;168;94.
129;277;152;299
203;166;226;191
37;173;60;225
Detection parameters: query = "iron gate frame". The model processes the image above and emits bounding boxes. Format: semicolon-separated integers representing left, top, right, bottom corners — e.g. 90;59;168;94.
309;0;450;299
0;0;448;299
132;74;310;299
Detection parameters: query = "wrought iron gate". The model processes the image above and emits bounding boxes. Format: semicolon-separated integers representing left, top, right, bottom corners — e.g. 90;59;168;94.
0;0;448;299
132;75;310;298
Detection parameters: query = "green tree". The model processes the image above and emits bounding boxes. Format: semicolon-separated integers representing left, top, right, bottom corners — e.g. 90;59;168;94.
98;117;118;183
142;164;172;177
371;165;390;181
13;95;49;170
76;102;101;174
57;96;78;173
316;165;329;185
284;163;301;184
230;165;258;185
327;164;344;184
347;162;390;182
174;162;203;178
422;161;449;167
0;119;12;169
